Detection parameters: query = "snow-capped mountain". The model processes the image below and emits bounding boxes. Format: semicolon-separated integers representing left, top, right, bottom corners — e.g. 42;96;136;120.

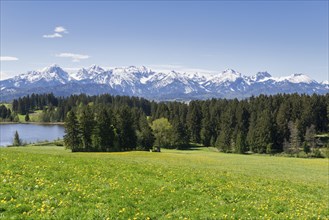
70;65;105;81
1;64;71;89
251;72;272;82
321;80;329;85
0;64;327;101
276;73;316;84
203;69;252;95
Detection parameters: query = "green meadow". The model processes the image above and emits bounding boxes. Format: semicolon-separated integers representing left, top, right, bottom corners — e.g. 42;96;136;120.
0;146;328;219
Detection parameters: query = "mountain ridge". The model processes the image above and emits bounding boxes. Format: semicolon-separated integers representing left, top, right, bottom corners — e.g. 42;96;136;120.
1;64;327;101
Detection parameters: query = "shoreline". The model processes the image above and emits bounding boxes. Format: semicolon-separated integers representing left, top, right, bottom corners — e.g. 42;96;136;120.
0;122;64;125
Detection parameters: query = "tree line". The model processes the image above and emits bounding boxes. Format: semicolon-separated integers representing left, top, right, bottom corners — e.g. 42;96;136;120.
4;93;329;155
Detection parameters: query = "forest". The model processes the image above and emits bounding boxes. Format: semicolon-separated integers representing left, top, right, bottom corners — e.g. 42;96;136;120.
1;92;328;155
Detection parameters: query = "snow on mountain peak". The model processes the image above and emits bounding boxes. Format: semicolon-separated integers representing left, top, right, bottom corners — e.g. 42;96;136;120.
208;68;242;84
321;80;329;85
70;65;106;81
123;65;151;74
278;73;315;84
87;64;104;73
31;64;68;82
252;71;272;82
41;64;63;73
1;64;326;101
222;69;240;75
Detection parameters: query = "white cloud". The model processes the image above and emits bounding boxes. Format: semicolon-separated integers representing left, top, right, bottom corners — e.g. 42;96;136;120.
56;53;90;62
54;26;68;33
43;33;63;38
43;26;68;38
0;56;19;61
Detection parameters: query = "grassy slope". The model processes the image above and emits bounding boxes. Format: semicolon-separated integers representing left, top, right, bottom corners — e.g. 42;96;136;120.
17;110;43;122
0;146;328;219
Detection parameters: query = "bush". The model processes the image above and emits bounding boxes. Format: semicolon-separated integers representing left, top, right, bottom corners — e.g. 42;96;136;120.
320;146;329;158
297;151;308;158
310;148;324;158
302;142;311;154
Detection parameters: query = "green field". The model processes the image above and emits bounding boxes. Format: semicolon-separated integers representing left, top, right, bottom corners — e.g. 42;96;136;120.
0;146;328;219
17;110;43;122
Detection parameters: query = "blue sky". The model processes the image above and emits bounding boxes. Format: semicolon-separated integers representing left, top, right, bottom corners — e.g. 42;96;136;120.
0;1;328;82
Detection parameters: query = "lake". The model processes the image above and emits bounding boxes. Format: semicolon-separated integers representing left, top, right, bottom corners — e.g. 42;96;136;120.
0;124;65;146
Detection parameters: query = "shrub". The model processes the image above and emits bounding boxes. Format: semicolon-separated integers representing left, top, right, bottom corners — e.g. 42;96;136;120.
310;148;324;158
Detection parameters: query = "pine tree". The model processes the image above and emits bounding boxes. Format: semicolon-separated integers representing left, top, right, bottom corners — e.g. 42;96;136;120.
288;121;300;154
93;108;115;151
235;132;247;153
247;112;258;152
187;102;202;143
200;103;213;147
216;129;231;152
276;102;290;152
25;113;30;122
305;124;316;150
234;103;249;153
64;111;81;151
12;99;18;112
116;106;137;151
283;138;290;153
171;118;189;149
13;130;22;146
216;108;234;152
136;115;155;151
78;106;94;151
255;110;274;153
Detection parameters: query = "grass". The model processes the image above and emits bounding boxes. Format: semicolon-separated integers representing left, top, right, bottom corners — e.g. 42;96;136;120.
17;110;43;122
0;103;11;109
0;146;328;219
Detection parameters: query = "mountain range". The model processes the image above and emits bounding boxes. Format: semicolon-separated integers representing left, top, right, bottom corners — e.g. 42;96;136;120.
0;64;328;101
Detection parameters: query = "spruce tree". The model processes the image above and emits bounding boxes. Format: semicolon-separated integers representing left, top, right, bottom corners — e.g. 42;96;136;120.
116;106;137;150
78;106;94;151
187;102;202;143
255;110;274;153
288;121;300;154
235;132;247;153
216;129;231;152
200;103;213;147
171;118;189;149
216;108;234;152
247;112;258;152
136;115;155;151
64;111;81;151
13;130;22;146
93;108;115;151
25;113;30;122
276;102;290;152
305;125;316;150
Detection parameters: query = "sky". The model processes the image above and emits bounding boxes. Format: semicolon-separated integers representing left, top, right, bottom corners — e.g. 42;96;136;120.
0;1;328;82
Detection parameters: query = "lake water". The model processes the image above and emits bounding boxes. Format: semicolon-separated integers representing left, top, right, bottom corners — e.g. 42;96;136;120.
0;124;65;146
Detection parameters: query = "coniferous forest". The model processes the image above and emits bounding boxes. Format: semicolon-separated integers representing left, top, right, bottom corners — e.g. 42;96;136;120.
1;93;328;155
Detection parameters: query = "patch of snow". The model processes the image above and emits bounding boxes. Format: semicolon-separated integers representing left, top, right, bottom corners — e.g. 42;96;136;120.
208;69;242;85
251;72;272;82
321;80;329;85
277;73;315;84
